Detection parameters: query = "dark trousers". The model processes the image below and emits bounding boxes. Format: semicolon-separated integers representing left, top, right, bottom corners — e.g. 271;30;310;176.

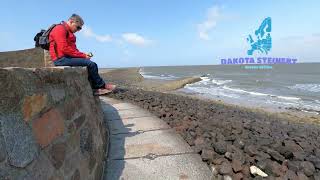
54;57;105;89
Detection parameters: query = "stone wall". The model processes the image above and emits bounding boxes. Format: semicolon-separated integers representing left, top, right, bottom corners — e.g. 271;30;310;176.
0;67;107;179
108;89;320;179
0;48;53;68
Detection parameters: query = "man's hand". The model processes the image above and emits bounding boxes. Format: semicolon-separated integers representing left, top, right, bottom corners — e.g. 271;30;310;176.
87;52;93;57
85;52;93;59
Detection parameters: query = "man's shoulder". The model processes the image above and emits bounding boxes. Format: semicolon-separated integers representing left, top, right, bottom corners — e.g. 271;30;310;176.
50;24;69;37
52;24;66;32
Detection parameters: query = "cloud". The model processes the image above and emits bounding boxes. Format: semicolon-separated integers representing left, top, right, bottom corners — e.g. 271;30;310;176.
81;26;112;42
122;33;151;46
80;26;152;47
197;5;221;41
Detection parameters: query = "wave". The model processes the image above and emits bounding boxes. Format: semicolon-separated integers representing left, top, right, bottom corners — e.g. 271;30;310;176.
198;77;211;85
184;86;240;98
186;82;302;103
212;79;232;85
200;76;210;81
277;96;301;101
289;84;320;93
182;76;320;114
223;86;301;101
142;74;178;80
139;69;178;80
222;86;270;96
197;77;232;86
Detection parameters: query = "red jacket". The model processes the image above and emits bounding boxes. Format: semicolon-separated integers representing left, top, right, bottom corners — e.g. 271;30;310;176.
49;22;87;61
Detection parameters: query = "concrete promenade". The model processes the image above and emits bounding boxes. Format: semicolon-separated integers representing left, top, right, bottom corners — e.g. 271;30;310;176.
100;97;212;180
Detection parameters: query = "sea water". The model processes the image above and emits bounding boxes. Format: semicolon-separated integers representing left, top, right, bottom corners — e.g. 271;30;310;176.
140;63;320;115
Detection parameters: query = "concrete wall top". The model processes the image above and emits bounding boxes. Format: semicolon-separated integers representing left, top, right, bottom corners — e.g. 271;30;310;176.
0;48;53;68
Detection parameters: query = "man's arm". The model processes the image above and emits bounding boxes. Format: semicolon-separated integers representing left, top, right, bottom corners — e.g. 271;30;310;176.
53;26;87;58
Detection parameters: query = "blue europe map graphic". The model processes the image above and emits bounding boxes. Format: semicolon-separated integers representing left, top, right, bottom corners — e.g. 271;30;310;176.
247;17;272;55
221;17;297;65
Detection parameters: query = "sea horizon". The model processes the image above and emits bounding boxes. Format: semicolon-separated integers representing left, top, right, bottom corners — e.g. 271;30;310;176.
99;61;320;69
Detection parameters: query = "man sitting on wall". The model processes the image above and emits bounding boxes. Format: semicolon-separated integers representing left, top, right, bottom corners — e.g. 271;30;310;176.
49;14;115;95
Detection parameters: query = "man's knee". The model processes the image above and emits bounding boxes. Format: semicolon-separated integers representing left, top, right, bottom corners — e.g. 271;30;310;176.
88;61;97;67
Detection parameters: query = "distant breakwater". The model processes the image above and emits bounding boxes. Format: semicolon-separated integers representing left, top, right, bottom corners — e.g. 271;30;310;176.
100;67;202;92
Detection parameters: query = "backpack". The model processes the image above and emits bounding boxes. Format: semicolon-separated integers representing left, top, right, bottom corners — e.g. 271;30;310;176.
34;22;68;50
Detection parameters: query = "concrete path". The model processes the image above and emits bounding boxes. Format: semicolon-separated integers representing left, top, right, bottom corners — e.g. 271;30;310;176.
100;97;213;180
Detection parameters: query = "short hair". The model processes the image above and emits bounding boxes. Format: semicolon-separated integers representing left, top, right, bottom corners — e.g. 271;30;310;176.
69;14;84;25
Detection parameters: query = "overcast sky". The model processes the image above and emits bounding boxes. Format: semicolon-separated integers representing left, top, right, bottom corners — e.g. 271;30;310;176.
0;0;319;67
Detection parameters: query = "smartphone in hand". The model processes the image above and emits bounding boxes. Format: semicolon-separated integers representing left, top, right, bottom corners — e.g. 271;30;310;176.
87;52;93;57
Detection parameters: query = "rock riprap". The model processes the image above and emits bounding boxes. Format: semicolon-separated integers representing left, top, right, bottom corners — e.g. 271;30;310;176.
108;88;320;179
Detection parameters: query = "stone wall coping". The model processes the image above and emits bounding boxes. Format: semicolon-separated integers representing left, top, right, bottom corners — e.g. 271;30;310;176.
1;66;86;70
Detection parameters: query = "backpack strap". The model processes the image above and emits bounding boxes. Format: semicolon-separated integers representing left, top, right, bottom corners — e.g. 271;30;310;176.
53;22;70;59
60;21;69;38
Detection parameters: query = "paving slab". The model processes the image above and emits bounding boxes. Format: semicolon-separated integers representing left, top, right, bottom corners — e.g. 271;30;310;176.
112;103;141;111
101;102;140;112
104;154;212;180
100;97;213;180
104;109;155;121
100;97;123;105
109;129;194;159
109;116;170;134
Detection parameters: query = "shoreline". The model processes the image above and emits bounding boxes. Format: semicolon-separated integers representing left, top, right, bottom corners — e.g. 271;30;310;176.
100;67;319;122
170;90;320;125
172;89;320;125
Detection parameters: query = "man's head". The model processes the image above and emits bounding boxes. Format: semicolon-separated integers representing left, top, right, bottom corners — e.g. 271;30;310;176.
67;14;84;33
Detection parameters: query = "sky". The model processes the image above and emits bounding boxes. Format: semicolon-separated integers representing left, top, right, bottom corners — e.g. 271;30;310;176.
0;0;319;67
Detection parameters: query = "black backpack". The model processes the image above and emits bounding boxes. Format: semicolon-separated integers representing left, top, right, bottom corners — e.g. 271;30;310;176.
34;22;68;50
